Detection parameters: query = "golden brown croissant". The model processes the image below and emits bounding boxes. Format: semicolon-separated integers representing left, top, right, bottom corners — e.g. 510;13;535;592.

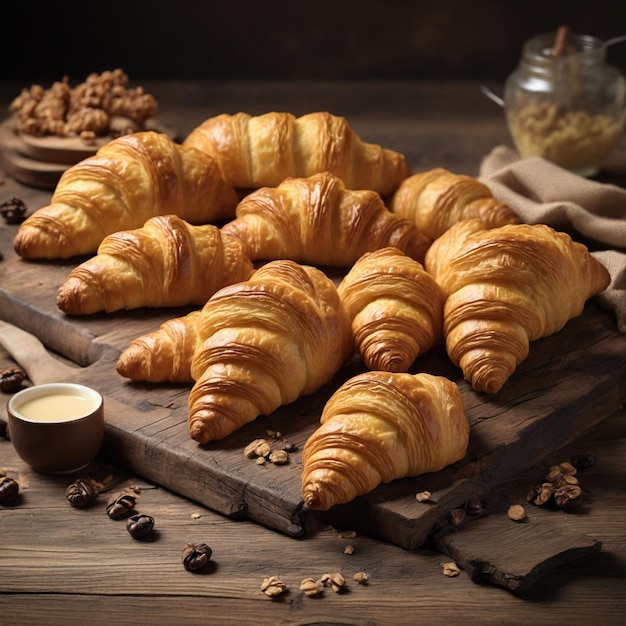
188;259;353;444
389;167;520;243
183;111;411;196
220;171;430;266
424;218;611;394
56;215;254;314
337;247;445;372
301;371;470;511
116;310;202;383
13;131;239;260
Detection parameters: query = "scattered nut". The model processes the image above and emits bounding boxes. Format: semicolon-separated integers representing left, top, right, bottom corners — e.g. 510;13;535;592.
0;476;19;503
269;449;289;465
182;542;213;572
244;438;272;460
320;572;345;593
415;490;432;502
0;197;27;225
106;488;139;520
300;577;324;596
126;513;155;539
245;436;295;466
554;484;583;511
343;544;355;555
65;477;101;508
527;456;591;513
442;562;461;577
261;575;287;597
545;462;578;488
0;366;27;392
526;482;555;506
508;504;527;521
353;571;369;584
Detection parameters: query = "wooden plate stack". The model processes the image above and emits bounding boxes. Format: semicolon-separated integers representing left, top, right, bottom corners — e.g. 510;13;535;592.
0;118;175;190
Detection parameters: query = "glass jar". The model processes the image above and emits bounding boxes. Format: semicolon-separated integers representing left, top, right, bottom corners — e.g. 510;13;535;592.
504;31;626;176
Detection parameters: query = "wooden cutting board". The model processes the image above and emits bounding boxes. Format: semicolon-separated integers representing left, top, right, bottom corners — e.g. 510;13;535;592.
1;241;625;557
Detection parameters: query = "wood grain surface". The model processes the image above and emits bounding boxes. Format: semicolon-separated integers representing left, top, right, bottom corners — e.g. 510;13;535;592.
2;81;626;622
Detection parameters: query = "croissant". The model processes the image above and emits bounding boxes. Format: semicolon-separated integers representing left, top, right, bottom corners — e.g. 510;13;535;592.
188;259;353;444
220;171;430;266
13;131;239;260
424;218;611;394
183;111;411;196
56;215;254;314
338;247;445;372
116;310;202;383
301;371;470;511
389;167;520;243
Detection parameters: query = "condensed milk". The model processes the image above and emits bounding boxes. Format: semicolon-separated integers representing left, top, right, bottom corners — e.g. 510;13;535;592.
17;392;96;422
7;382;105;473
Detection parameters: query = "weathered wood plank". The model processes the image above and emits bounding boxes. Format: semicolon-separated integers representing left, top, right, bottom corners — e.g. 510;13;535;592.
2;264;624;550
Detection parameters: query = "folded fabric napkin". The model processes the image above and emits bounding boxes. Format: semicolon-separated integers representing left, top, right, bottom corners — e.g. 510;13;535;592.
479;145;626;333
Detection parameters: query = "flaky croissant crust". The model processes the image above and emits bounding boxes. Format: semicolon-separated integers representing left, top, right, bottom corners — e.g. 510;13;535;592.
116;310;203;383
188;260;353;444
220;171;430;266
183;111;411;196
424;219;611;393
389;167;520;242
338;247;445;372
13;131;239;260
301;371;469;511
56;215;254;314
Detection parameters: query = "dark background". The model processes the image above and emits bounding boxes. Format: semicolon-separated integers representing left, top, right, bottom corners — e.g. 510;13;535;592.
3;0;626;85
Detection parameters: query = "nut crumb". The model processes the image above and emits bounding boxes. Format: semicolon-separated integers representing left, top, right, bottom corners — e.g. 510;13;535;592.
353;571;369;584
441;562;461;577
508;504;527;521
415;490;432;502
343;544;355;555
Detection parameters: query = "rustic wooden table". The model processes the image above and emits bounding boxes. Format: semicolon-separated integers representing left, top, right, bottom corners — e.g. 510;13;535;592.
1;81;625;626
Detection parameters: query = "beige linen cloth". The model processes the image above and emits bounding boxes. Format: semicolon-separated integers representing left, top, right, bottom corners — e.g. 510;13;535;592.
479;145;626;333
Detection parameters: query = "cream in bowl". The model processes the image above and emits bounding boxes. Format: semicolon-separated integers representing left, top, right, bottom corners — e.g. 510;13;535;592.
7;382;104;474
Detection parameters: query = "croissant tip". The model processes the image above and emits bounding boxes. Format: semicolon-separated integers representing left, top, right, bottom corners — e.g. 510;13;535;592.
302;482;337;511
302;489;325;511
365;351;413;373
470;376;506;395
189;421;212;444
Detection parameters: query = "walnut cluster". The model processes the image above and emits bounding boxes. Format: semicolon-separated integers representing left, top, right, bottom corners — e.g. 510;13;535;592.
9;69;158;142
526;458;591;512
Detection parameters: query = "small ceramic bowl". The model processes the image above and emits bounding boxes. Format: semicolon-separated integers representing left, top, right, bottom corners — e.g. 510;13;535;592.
7;382;104;474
